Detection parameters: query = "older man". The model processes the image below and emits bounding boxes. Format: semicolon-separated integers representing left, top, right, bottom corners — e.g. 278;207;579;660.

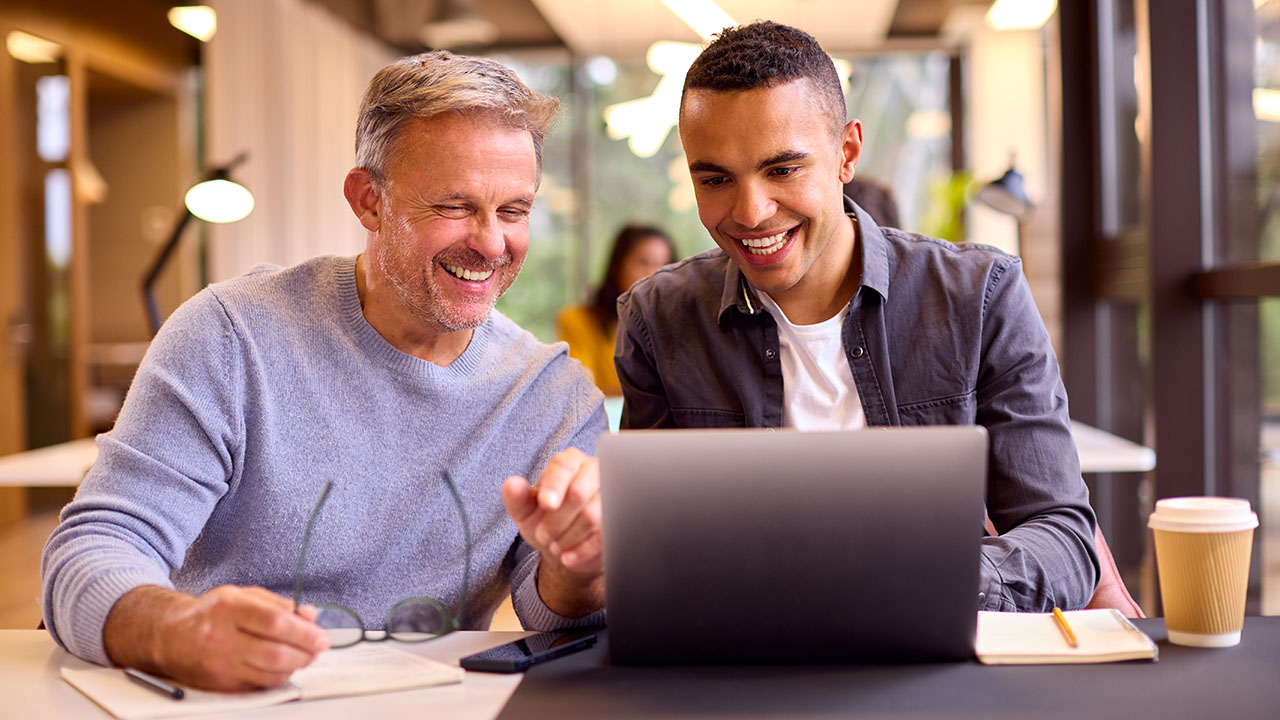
42;51;606;691
616;22;1099;612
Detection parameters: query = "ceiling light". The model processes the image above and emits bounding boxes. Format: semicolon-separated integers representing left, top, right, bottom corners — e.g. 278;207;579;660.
660;0;736;42
7;31;62;63
985;0;1057;31
602;41;702;158
585;56;618;86
168;6;218;42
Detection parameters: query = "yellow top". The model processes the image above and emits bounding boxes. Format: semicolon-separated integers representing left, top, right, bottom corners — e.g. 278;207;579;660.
556;304;621;396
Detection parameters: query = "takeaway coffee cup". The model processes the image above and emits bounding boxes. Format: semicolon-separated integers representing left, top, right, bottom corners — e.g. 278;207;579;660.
1148;497;1258;648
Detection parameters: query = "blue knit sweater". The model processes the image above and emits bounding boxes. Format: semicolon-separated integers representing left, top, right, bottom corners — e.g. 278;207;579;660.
41;256;607;665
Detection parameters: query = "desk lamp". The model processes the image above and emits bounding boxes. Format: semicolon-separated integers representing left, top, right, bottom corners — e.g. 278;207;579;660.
142;151;253;334
975;159;1034;221
975;156;1034;269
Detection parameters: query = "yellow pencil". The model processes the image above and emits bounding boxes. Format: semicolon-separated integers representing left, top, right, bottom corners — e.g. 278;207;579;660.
1052;607;1079;648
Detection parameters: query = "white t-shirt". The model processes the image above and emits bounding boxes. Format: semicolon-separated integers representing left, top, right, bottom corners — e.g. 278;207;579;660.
757;291;866;431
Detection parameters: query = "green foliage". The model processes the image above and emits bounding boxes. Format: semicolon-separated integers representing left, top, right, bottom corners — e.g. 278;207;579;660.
920;171;973;243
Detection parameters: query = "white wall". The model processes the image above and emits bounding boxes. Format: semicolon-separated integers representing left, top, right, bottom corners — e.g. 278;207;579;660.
204;0;396;282
962;18;1062;356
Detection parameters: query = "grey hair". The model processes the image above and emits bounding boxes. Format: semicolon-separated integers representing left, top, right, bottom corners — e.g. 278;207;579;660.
355;51;561;186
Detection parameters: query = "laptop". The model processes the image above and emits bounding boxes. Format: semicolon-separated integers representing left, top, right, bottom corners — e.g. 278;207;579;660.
598;426;988;664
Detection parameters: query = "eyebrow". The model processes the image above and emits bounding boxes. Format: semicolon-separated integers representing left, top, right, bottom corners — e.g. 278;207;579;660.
687;150;811;176
431;193;535;207
687;160;729;175
757;150;809;170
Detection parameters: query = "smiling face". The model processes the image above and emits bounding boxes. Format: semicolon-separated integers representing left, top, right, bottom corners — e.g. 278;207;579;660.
679;80;862;320
361;112;538;336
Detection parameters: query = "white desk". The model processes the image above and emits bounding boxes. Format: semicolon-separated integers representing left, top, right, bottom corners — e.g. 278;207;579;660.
1070;421;1156;474
0;438;98;487
0;629;530;720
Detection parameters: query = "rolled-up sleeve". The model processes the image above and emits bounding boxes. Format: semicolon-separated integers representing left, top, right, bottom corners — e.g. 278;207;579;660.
975;259;1099;611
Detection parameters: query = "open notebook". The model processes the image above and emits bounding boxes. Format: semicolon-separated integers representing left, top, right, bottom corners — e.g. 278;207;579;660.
62;644;463;720
975;608;1158;665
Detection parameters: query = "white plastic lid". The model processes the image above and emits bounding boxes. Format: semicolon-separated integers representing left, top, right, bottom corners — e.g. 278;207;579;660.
1147;496;1259;533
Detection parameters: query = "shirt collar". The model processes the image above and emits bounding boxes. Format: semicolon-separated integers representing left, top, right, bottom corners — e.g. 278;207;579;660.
717;194;891;325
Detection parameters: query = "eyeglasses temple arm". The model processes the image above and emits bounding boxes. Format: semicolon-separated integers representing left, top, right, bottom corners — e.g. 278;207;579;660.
442;471;470;629
292;481;334;610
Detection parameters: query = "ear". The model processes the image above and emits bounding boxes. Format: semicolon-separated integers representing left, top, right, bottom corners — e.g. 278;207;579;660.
344;168;381;232
837;119;863;185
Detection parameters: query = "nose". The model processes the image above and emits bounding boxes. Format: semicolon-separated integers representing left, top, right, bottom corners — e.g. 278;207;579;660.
466;214;506;260
729;180;776;230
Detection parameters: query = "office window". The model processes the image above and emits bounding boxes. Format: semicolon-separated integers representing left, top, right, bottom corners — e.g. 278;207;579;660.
1247;1;1280;613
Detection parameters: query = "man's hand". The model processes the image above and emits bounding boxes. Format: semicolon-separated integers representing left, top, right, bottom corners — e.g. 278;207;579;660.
103;585;330;692
502;448;606;617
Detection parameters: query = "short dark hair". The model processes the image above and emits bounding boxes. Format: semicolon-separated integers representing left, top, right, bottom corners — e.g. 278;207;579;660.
680;21;846;136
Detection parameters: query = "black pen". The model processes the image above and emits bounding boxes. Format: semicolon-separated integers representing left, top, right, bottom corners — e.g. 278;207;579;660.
124;668;185;700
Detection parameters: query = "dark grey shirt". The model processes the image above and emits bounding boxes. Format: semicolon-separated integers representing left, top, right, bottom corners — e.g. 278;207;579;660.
615;200;1099;612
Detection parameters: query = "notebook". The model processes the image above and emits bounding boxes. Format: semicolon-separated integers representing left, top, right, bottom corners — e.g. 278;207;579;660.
598;426;989;664
62;644;463;719
975;608;1158;664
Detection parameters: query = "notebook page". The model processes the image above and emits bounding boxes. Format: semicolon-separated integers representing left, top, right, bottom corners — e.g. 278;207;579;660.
975;608;1158;665
61;666;297;720
291;643;464;700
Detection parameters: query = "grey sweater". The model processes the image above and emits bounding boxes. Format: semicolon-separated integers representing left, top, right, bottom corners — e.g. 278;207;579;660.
42;256;607;665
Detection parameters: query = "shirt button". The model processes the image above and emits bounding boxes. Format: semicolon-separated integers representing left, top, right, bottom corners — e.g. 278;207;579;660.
852;346;865;358
765;348;777;360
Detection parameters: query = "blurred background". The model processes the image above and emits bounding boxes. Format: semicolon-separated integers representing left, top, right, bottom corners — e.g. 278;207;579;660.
0;0;1277;628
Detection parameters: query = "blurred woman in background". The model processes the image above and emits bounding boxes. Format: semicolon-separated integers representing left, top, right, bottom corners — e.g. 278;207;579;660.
558;224;676;395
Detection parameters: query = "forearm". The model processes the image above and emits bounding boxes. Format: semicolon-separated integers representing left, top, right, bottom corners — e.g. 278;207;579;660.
41;500;177;665
510;544;606;629
102;585;193;671
535;555;606;618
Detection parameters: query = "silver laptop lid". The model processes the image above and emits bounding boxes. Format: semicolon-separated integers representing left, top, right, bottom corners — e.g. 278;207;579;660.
600;426;988;664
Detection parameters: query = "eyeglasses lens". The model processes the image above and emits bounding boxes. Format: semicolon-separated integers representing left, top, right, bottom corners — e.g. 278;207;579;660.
316;605;364;648
386;599;450;642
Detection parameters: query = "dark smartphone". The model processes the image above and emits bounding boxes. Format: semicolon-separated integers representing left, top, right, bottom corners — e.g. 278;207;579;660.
459;631;598;673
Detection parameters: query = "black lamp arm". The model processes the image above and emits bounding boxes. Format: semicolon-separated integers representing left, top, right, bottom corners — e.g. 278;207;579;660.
142;209;195;335
141;151;250;335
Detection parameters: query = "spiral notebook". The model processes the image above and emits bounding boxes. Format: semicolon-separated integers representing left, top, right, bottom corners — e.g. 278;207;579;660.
975;608;1158;665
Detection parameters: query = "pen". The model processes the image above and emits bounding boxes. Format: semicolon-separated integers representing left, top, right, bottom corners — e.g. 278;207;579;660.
124;668;185;700
1051;607;1079;648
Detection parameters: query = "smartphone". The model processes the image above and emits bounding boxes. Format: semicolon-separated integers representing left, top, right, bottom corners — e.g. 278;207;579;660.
459;631;598;673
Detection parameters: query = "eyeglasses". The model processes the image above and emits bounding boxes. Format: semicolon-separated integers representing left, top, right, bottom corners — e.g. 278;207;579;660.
291;472;472;648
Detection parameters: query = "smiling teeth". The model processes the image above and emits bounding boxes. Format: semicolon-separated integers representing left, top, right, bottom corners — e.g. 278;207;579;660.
443;263;494;281
740;230;788;256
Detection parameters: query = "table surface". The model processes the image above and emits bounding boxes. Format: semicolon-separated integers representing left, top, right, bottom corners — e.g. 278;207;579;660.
9;620;1280;720
0;630;532;720
0;421;1155;488
498;618;1280;720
